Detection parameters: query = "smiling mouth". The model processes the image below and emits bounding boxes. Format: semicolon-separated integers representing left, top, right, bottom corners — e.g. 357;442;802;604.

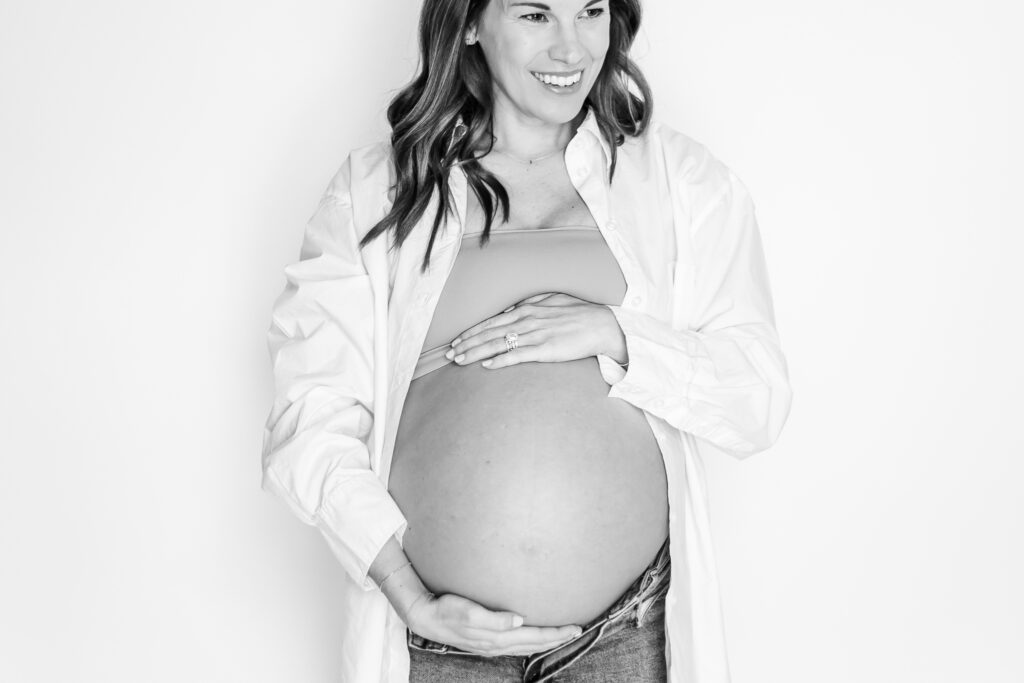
531;70;583;87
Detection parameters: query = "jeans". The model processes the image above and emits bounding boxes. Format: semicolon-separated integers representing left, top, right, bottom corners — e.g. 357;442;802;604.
407;537;670;682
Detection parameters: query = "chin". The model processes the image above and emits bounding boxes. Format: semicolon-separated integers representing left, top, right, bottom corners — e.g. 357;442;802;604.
530;100;588;125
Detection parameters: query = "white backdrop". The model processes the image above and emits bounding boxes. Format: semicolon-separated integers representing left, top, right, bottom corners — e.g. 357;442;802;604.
1;1;1021;681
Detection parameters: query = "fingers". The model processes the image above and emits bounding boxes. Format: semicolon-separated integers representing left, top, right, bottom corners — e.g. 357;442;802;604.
513;292;558;307
460;601;523;630
454;293;574;344
447;329;543;367
421;595;583;657
463;624;584;656
447;293;597;369
456;599;578;639
453;308;522;346
452;293;583;346
481;341;542;369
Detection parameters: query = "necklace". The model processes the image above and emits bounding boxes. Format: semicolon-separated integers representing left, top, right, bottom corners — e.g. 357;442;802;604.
491;142;568;165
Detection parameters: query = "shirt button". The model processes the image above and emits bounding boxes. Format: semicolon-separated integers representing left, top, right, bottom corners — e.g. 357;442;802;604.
631;296;643;306
606;221;617;231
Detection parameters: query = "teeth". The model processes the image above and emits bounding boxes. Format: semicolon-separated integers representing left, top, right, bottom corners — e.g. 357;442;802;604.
533;71;582;87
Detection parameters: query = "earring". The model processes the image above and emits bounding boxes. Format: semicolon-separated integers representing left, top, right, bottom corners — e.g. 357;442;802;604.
449;115;468;151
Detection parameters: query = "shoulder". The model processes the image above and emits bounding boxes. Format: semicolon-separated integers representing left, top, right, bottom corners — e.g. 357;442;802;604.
315;138;395;242
321;139;395;205
621;120;753;220
626;121;742;189
301;137;393;248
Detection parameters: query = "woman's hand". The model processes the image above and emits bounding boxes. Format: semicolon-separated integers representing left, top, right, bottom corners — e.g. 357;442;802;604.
406;591;583;657
445;292;627;369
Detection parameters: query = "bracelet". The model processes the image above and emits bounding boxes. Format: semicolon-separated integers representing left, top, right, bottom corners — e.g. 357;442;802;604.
404;590;435;623
376;560;412;591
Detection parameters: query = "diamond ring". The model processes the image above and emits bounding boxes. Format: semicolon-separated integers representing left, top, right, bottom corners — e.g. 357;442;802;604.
504;332;519;353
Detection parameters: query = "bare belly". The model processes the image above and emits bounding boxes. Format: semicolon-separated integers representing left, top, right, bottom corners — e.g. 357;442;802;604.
388;357;668;626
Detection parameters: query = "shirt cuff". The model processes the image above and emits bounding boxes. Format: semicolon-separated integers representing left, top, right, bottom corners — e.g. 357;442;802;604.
600;304;699;417
314;482;409;591
596;304;792;457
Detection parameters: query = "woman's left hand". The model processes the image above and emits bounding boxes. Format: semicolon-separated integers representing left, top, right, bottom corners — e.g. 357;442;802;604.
445;292;627;369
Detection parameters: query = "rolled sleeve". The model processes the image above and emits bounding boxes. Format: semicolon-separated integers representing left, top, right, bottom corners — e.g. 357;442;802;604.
261;162;407;590
604;172;793;459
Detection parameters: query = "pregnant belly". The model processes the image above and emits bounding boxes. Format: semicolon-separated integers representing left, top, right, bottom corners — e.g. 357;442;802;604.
388;357;668;626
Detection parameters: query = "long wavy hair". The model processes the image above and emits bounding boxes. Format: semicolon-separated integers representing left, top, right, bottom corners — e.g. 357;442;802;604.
359;0;653;272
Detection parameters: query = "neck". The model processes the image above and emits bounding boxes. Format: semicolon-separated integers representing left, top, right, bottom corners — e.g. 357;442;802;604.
489;102;585;160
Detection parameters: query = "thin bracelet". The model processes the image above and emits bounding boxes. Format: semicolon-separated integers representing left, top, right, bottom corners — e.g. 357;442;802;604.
376;560;412;591
404;591;435;623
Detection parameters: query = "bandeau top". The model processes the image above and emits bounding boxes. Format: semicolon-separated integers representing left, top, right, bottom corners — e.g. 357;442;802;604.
413;226;627;380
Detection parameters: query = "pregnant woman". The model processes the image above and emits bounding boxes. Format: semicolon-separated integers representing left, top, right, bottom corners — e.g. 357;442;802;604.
261;0;793;681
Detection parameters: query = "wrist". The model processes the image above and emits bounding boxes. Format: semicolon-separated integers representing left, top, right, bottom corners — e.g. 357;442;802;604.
380;563;429;623
600;306;628;365
376;560;412;591
404;590;435;631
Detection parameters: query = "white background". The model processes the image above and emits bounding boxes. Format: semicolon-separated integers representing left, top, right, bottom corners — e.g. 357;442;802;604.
1;1;1021;681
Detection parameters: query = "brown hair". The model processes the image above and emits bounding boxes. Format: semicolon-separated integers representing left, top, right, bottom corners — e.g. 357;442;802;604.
359;0;653;272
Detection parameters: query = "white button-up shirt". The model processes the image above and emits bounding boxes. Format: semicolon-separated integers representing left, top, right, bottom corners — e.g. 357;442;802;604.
262;110;793;683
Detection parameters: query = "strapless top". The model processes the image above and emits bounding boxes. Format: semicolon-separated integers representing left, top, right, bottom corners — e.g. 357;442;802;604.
413;226;627;380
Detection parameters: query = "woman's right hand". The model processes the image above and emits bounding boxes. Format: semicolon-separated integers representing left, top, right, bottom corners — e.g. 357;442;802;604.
406;591;583;657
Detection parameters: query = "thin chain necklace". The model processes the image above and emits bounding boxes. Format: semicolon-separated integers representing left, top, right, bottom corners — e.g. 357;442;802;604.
491;142;568;165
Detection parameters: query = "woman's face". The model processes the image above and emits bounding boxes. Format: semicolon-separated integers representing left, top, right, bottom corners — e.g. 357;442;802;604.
472;0;611;127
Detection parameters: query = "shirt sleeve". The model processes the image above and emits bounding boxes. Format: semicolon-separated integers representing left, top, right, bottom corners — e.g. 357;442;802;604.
596;171;793;459
261;162;407;590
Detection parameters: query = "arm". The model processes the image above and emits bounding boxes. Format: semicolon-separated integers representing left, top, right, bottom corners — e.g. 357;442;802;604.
595;171;793;459
368;534;431;622
261;159;408;590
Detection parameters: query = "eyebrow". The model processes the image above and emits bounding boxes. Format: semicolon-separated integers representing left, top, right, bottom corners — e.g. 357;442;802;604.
508;0;604;9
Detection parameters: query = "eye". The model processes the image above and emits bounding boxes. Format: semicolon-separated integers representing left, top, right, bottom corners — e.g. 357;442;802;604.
581;7;606;19
521;12;548;23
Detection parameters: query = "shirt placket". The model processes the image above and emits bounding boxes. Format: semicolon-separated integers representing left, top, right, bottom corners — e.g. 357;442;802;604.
380;175;469;488
566;139;649;314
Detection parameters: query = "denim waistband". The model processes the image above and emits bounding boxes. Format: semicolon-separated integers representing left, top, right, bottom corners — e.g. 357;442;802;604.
407;535;671;671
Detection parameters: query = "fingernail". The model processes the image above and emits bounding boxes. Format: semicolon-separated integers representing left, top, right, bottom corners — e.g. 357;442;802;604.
481;359;492;368
454;354;465;363
503;305;514;313
444;349;454;359
451;338;461;346
512;615;524;628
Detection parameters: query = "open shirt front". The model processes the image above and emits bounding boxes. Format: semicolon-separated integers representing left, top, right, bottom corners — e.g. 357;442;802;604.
262;110;794;683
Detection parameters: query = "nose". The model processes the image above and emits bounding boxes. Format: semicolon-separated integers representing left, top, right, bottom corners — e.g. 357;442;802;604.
548;22;585;66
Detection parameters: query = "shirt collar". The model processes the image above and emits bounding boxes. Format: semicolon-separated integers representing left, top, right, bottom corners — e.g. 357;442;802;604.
574;106;614;176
